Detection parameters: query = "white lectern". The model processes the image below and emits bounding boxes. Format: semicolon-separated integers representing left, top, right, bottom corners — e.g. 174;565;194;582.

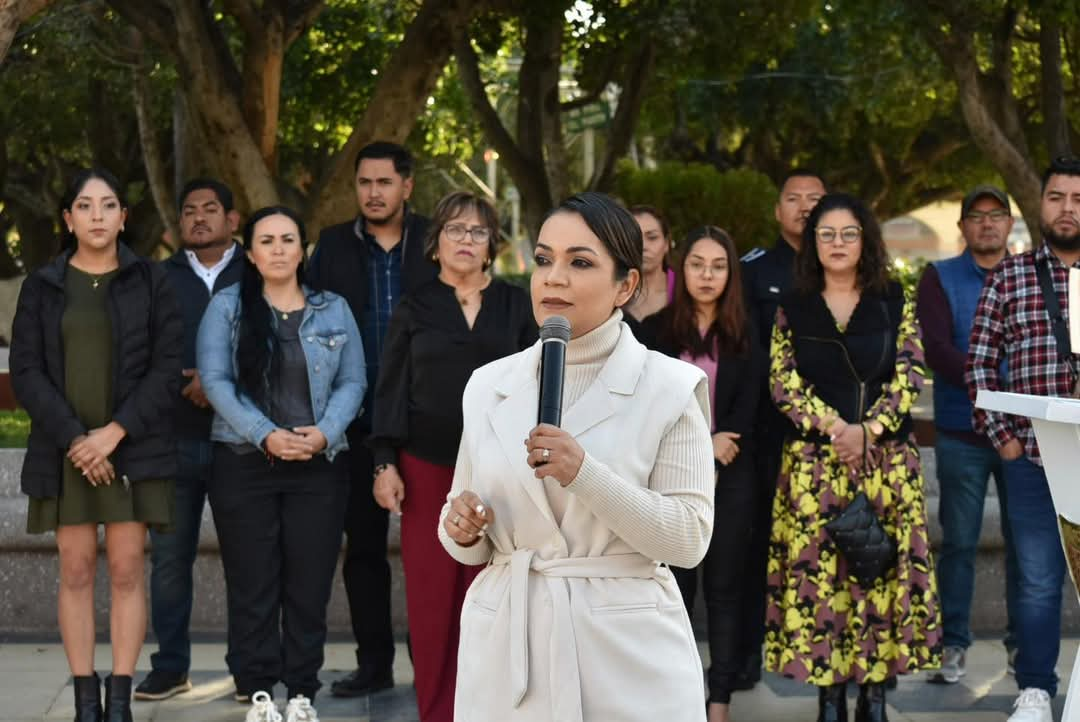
976;390;1080;719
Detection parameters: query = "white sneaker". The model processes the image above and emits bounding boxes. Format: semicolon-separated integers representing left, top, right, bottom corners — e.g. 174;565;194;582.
1007;688;1053;722
284;694;319;722
246;691;283;722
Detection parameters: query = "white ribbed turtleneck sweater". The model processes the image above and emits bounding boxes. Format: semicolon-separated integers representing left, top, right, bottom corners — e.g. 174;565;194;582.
544;310;713;566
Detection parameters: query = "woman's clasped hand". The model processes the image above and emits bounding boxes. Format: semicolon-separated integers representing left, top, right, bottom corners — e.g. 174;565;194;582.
67;424;125;485
825;417;865;469
262;426;327;461
442;490;492;547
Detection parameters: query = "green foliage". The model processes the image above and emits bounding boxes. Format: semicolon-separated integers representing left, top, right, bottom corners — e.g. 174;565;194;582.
614;161;778;254
890;256;928;300
0;409;30;448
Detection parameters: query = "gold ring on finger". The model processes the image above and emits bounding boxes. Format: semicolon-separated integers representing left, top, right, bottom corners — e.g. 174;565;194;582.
453;514;461;525
542;448;551;461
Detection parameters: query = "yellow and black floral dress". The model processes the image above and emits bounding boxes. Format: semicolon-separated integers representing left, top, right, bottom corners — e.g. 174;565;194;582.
764;285;941;686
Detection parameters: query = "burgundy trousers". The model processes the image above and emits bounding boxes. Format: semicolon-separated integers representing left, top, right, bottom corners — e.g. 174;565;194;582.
399;451;484;722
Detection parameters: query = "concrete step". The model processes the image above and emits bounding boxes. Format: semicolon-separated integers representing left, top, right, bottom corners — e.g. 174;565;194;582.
1;448;1077;637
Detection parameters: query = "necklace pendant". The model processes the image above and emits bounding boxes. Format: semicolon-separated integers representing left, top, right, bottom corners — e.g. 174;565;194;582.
281;312;289;320
92;279;99;289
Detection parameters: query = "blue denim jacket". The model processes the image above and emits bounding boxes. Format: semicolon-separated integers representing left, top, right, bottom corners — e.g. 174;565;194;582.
196;284;365;460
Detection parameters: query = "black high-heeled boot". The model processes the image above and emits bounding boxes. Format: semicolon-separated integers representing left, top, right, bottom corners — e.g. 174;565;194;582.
73;673;102;722
855;682;888;722
817;682;848;722
102;675;133;722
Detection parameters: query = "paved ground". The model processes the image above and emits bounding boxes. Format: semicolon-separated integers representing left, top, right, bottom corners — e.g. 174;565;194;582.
0;638;1074;721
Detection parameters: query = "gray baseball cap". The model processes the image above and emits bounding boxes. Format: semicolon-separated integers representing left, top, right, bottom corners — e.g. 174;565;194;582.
961;185;1010;218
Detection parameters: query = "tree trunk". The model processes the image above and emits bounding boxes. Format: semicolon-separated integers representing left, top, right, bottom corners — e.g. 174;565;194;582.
454;33;552;242
590;39;656;192
917;13;1042;235
526;7;569;203
132;30;179;248
240;18;285;171
170;2;278;213
0;0;53;68
305;0;486;238
8;201;57;272
1040;17;1073;159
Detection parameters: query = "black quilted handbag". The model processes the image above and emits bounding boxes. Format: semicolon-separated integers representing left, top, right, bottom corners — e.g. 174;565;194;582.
824;491;897;587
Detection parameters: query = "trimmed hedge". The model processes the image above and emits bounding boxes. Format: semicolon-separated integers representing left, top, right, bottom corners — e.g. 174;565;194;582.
0;409;29;447
613;161;779;255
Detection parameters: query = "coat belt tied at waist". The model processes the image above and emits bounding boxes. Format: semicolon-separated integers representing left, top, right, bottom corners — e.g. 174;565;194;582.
489;548;660;722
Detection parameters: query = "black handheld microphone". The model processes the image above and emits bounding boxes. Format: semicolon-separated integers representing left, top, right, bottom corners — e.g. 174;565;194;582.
537;315;571;426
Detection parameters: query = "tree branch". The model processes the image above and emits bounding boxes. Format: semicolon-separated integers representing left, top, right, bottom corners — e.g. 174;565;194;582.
306;0;490;235
560;61;616;112
918;7;1041;233
106;0;176;56
219;0;261;38
284;0;326;46
131;28;180;247
454;34;535;182
589;38;656;192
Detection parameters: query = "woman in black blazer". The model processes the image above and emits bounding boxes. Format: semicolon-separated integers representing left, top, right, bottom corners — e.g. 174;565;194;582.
10;168;183;722
640;225;760;722
369;191;536;722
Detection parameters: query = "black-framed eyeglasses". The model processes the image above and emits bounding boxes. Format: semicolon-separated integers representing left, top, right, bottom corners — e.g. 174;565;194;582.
443;223;491;243
964;209;1011;223
815;225;862;244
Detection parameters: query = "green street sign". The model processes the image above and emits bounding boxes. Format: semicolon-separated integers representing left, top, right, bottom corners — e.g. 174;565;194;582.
564;101;610;133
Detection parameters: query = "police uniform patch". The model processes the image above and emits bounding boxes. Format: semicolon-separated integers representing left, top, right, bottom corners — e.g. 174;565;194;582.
741;247;766;263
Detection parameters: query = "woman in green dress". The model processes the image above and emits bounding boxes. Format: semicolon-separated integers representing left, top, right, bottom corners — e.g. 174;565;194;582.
10;168;183;722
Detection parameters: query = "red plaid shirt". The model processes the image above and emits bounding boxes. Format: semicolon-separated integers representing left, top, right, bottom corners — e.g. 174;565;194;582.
965;243;1080;465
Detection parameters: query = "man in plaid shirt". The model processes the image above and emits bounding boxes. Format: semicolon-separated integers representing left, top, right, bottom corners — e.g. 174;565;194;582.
966;156;1080;722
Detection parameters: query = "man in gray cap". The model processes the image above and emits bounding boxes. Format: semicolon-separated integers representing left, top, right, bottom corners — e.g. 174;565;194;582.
916;184;1019;684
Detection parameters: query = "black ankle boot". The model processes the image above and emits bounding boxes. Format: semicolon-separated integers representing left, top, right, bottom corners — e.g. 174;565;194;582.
103;675;133;722
855;682;888;722
73;673;102;722
817;682;848;722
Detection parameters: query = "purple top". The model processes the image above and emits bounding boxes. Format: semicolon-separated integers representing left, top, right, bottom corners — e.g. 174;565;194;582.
680;344;718;432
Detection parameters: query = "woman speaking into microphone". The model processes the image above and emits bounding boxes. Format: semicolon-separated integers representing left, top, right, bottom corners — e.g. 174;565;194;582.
438;192;715;722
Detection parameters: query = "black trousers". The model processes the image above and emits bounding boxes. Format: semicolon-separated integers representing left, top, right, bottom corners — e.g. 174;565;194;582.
672;452;756;703
208;445;348;699
740;431;784;671
340;429;395;668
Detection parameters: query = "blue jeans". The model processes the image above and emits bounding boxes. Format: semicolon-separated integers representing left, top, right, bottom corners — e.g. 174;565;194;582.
1004;456;1066;696
935;434;1019;650
148;438;212;674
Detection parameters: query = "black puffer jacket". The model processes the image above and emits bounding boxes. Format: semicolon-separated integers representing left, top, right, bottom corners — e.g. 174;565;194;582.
10;244;184;497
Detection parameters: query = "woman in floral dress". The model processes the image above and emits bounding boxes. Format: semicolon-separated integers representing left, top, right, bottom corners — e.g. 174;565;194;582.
764;193;941;722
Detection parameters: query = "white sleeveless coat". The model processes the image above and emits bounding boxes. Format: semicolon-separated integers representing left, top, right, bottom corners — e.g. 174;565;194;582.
439;323;714;722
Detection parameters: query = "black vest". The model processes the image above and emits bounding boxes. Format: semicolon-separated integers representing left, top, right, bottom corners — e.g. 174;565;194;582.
781;280;911;441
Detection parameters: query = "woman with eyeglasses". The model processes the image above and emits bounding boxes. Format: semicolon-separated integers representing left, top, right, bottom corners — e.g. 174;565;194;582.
765;194;941;722
370;191;536;722
640;226;761;722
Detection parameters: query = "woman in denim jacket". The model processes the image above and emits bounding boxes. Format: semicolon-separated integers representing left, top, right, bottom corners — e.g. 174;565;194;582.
196;205;365;720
